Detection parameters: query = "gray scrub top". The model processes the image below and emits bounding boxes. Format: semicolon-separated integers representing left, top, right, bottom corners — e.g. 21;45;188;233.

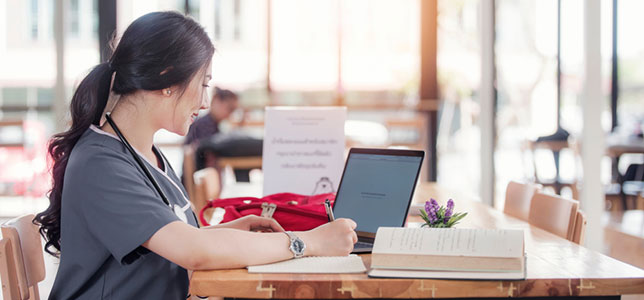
48;125;199;300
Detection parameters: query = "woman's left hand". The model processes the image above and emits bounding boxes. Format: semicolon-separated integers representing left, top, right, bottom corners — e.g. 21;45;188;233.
210;215;285;232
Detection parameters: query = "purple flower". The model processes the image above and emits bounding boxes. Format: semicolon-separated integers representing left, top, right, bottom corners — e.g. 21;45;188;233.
444;199;454;224
430;198;439;209
425;199;439;224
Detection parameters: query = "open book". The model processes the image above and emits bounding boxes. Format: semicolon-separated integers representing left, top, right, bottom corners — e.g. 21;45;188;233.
368;227;526;280
248;255;367;274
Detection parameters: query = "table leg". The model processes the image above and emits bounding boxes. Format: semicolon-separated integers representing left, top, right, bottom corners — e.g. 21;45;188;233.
554;150;562;194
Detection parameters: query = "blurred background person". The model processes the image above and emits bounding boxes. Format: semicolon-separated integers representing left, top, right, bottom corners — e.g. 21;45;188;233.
185;87;262;183
184;87;239;146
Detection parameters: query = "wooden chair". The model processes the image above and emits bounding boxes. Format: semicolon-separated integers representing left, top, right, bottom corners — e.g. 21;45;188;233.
503;181;540;222
528;192;579;240
0;214;45;300
1;238;21;299
182;145;197;202
571;210;587;244
193;167;221;226
530;140;579;200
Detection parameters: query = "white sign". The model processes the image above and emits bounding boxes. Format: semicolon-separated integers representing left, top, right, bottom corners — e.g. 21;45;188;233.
262;107;346;196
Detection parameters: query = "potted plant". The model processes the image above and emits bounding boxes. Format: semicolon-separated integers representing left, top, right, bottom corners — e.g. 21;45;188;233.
419;198;468;228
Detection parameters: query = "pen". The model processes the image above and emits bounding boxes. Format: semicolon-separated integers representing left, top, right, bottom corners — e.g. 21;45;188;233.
324;199;335;222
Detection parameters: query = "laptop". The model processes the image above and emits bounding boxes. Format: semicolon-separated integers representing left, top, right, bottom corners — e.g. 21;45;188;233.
332;148;425;253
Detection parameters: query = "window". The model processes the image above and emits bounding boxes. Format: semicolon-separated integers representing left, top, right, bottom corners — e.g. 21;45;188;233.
341;0;420;107
270;0;339;94
206;0;269;107
65;0;99;93
116;0;184;35
617;0;644;132
436;0;481;196
0;1;56;129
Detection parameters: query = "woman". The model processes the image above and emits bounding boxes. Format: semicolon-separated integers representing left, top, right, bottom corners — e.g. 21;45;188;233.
35;12;357;300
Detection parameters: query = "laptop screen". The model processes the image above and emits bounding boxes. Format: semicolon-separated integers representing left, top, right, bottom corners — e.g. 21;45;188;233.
332;151;423;234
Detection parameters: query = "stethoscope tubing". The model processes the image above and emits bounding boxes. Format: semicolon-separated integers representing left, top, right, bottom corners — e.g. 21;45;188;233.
104;112;172;208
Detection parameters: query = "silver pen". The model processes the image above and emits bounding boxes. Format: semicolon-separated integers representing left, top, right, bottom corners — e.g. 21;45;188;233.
324;199;335;222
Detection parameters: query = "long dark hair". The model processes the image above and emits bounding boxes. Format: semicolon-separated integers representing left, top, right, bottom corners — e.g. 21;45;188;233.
34;11;215;256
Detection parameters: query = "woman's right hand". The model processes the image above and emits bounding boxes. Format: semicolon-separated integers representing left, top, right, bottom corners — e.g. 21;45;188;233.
299;218;358;256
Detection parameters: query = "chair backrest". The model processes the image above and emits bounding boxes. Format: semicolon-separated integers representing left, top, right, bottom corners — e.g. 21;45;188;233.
0;238;22;300
384;116;427;150
182;145;197;202
216;157;263;171
193;167;221;226
571;210;587;244
1;214;45;300
504;181;540;221
528;192;579;240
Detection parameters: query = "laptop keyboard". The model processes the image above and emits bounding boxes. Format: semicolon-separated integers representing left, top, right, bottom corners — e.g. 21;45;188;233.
354;241;372;248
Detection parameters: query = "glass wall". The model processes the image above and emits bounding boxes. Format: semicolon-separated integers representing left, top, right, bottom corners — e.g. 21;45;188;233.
436;0;481;196
341;0;420;107
617;0;644;136
494;0;616;205
495;0;558;205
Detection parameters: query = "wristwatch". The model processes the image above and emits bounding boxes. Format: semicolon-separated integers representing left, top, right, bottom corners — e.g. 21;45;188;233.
284;231;306;258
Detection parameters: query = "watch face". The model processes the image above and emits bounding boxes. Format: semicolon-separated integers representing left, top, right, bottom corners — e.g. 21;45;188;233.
291;238;305;255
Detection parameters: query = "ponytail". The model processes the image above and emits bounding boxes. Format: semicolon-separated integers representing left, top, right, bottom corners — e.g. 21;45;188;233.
34;62;113;256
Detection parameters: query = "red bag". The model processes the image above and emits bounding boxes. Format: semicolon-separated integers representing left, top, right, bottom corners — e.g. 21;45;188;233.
199;193;335;231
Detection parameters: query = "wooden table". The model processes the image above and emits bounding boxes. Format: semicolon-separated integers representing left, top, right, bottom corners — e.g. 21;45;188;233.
189;183;644;299
604;210;644;270
606;135;644;158
605;134;644;209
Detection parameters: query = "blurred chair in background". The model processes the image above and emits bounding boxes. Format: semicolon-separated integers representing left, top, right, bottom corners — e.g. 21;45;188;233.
192;168;221;226
0;238;20;299
503;181;541;222
571;210;587;244
528;192;579;240
619;163;644;210
195;134;262;182
0;214;45;300
182;145;197;202
605;129;644;210
530;138;579;200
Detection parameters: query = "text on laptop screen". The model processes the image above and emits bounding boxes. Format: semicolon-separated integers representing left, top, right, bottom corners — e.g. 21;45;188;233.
333;153;422;234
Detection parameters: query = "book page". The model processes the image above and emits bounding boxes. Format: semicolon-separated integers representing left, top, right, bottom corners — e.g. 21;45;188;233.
373;227;524;258
247;255;366;274
368;268;526;280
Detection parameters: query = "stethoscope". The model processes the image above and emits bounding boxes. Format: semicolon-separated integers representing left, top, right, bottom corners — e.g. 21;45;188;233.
104;112;189;224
